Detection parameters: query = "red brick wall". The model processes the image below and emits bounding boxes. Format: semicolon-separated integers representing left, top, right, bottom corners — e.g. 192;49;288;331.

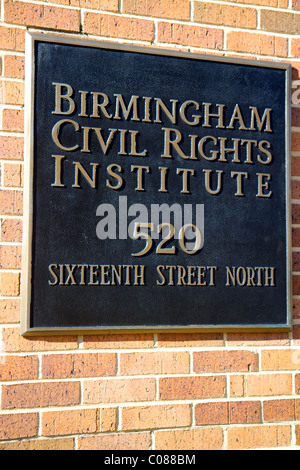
1;0;300;450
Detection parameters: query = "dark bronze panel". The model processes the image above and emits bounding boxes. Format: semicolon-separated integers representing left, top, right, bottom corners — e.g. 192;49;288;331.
22;34;291;333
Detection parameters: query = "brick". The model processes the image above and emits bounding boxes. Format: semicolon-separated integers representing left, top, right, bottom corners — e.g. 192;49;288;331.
120;351;190;375
0;299;20;323
157;332;224;347
83;12;154;42
227;425;291;449
0;175;22;204
123;0;190;21
83;378;156;404
0;272;20;296
122;404;191;431
295;321;300;339
226;332;289;346
193;350;258;373
292;227;300;246
0;438;74;450
292;108;300;128
154;428;223;450
261;10;300;35
296;425;300;445
42;352;117;378
78;0;118;11
157;21;223;50
4;0;80;32
1;381;81;409
227;31;288;57
293;325;300;345
225;0;287;5
195;401;229;425
0;245;22;269
230;374;293;397
292;157;300;177
294;320;300;339
263;399;300;422
47;0;80;4
292;64;300;80
3;55;25;79
0;136;24;160
230;375;246;397
292;132;300;151
3;163;23;188
194;2;256;29
0;25;25;52
0;413;38;440
292;180;300;200
44;0;118;9
0;355;38;380
0;218;22;242
1;80;24;105
229;400;261;424
293;252;300;271
195;400;261;425
294;373;300;393
293;275;300;295
291;39;300;58
262;349;300;371
293;298;300;320
293;0;300;9
3;160;23;188
2;327;78;352
159;376;226;400
293;205;300;224
2;109;24;132
42;408;117;436
82;333;154;349
78;432;151;450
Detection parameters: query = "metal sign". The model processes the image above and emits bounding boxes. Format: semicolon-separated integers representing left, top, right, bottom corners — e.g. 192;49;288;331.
21;33;291;334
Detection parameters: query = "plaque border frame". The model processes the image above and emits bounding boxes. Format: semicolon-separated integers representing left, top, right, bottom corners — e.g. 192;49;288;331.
21;31;292;336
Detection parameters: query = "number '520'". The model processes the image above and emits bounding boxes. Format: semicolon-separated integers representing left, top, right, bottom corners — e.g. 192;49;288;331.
132;222;202;257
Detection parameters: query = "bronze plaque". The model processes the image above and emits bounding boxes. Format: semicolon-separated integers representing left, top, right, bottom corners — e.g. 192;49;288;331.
21;33;291;334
